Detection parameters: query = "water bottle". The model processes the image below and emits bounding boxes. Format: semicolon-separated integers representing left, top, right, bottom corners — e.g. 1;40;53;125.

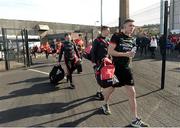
131;46;137;53
129;46;137;68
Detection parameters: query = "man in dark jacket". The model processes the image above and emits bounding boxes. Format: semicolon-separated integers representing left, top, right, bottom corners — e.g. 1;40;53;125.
58;33;80;89
91;26;110;100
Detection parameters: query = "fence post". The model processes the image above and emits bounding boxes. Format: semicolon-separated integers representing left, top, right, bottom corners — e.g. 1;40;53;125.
16;35;20;63
24;29;30;67
21;30;26;65
1;28;10;70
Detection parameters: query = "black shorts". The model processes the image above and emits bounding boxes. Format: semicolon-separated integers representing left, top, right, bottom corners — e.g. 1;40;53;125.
114;65;134;87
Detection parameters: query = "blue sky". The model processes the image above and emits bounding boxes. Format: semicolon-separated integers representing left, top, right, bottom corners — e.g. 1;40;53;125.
0;0;166;26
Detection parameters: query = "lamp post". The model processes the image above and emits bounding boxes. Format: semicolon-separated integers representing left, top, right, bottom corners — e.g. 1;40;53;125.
160;0;164;34
119;0;129;32
161;0;168;89
100;0;103;32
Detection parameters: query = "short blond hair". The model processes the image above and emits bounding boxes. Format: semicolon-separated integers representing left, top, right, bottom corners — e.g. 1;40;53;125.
123;18;135;24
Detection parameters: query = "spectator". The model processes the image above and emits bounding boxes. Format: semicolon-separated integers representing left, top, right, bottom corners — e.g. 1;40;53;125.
149;36;157;58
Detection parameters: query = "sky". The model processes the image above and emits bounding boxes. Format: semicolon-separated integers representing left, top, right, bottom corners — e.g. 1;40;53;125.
0;0;166;26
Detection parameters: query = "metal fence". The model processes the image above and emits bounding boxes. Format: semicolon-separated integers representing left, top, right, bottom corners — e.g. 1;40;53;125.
0;28;40;71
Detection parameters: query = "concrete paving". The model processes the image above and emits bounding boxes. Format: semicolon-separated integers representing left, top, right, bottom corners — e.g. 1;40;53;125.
0;54;179;127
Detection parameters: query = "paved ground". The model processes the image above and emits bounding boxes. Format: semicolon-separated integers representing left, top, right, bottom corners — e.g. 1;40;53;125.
0;53;180;127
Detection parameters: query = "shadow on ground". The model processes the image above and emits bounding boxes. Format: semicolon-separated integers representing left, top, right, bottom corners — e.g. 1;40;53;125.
0;95;96;124
0;81;63;100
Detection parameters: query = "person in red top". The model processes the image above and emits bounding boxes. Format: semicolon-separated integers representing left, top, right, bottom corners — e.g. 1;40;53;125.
83;39;92;60
74;34;85;59
55;39;62;54
170;35;177;45
43;41;51;59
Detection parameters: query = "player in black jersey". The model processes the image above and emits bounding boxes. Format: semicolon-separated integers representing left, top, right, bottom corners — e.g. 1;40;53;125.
107;19;149;127
58;33;80;89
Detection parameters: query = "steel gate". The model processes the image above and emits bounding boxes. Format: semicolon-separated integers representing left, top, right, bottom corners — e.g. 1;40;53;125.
0;28;35;71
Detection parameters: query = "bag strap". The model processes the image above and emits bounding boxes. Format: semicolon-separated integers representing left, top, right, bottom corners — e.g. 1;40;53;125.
96;38;109;47
96;57;111;71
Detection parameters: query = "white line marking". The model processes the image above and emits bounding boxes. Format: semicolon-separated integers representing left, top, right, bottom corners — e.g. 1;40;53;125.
28;69;49;75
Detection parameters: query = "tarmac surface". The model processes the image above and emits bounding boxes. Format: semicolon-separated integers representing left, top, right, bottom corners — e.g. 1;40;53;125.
0;53;180;127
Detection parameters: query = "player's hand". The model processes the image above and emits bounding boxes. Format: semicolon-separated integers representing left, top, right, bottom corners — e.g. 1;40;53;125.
126;51;135;58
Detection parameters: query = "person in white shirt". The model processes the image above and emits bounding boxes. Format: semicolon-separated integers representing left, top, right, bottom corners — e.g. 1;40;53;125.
149;36;157;58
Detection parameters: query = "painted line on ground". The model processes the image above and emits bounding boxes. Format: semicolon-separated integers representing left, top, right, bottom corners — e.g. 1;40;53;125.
28;69;49;75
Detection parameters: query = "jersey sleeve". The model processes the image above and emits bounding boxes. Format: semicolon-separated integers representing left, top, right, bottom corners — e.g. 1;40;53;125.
110;33;119;45
90;39;98;63
58;44;64;62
